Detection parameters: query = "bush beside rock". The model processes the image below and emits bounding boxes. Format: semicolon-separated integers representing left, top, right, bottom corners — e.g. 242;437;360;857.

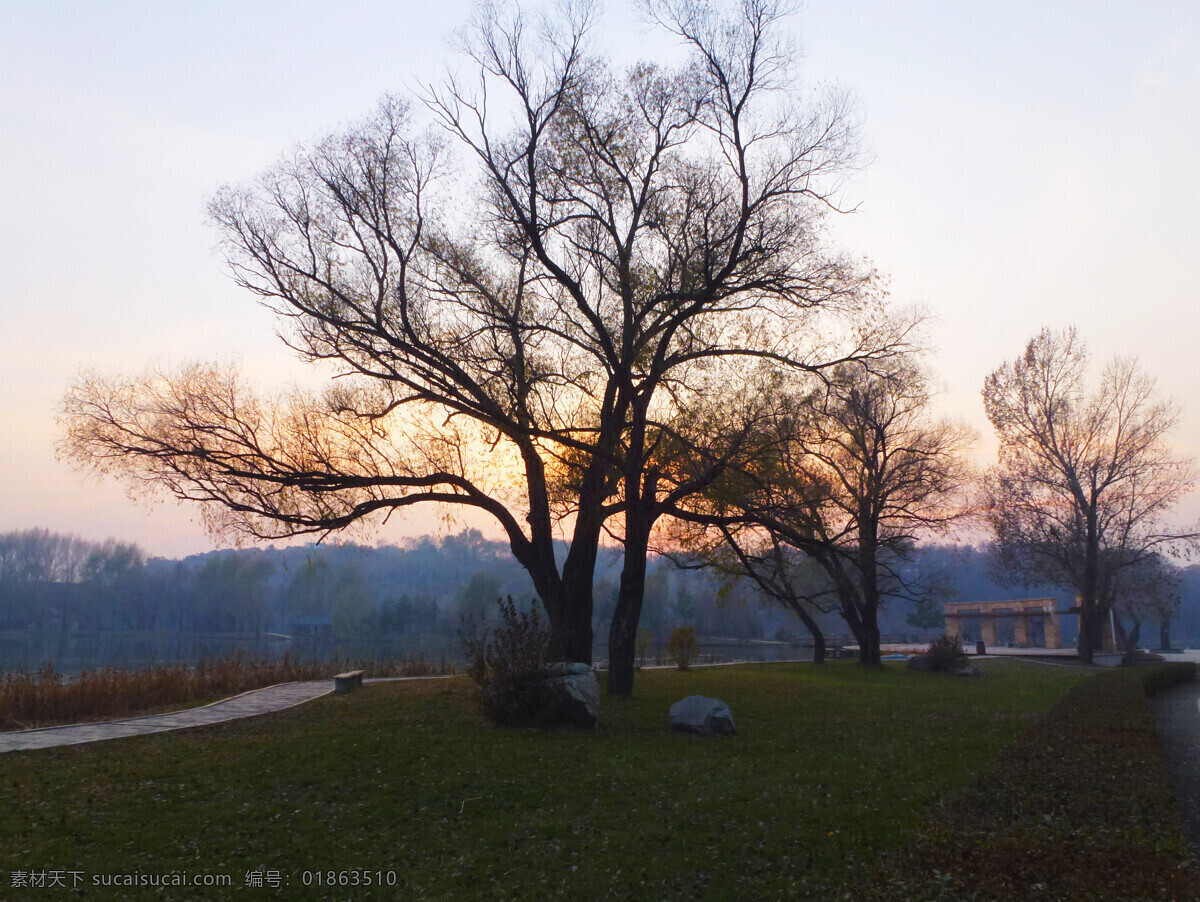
463;596;597;727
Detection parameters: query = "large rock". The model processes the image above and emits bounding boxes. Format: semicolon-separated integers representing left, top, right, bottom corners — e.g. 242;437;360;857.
533;662;599;727
670;695;736;737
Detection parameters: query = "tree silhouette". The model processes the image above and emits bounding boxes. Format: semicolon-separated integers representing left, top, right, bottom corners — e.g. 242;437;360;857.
60;0;894;694
983;327;1198;664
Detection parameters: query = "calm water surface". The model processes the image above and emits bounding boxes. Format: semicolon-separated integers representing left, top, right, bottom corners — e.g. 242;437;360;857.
0;631;812;675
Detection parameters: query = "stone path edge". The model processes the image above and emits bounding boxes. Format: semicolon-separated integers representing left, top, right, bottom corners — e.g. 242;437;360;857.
0;674;475;754
1;679;320;737
0;681;330;754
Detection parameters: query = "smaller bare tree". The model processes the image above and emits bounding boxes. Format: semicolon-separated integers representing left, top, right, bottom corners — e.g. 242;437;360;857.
983;327;1199;665
1109;553;1183;654
669;346;975;664
666;524;836;663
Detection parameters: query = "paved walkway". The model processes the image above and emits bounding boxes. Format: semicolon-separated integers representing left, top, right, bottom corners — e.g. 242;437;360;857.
0;675;464;755
1149;677;1200;860
0;680;333;754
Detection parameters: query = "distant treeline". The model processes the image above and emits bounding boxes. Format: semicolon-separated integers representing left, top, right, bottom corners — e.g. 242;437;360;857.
1;528;1197;648
0;528;789;643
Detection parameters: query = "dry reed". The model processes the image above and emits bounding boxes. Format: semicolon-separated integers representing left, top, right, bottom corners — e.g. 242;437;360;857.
0;651;456;731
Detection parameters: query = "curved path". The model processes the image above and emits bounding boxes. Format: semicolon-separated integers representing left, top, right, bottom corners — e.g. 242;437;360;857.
0;680;334;754
0;675;464;755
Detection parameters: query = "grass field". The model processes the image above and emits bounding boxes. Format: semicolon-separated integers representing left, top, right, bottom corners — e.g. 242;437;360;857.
1;661;1089;900
860;663;1199;901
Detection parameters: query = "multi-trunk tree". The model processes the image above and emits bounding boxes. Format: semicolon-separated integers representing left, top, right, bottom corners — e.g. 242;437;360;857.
669;349;975;664
1108;554;1182;653
60;0;892;695
983;327;1198;664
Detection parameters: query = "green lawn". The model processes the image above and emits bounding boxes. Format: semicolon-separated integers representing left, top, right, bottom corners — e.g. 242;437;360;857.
1;661;1088;900
860;663;1199;901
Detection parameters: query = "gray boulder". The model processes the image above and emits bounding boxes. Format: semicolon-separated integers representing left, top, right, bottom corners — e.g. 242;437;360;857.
670;695;736;737
534;662;599;727
952;665;982;677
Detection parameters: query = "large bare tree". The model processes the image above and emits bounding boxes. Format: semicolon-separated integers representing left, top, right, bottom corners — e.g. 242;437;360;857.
982;327;1198;664
60;0;893;694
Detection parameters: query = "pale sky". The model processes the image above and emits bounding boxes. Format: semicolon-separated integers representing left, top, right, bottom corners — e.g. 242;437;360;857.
2;1;1198;558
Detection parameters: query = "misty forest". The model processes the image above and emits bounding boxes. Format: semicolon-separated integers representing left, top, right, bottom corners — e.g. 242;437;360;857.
2;524;1196;672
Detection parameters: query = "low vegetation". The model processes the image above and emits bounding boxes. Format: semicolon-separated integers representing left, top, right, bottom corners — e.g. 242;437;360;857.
667;626;699;670
2;660;1090;899
860;662;1199;900
0;652;454;731
921;634;969;672
460;597;560;726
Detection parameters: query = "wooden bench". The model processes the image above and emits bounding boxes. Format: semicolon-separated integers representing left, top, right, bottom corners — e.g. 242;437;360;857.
334;670;365;694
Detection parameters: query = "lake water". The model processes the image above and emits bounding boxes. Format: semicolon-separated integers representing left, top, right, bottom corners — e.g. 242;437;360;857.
0;631;813;675
0;631;458;675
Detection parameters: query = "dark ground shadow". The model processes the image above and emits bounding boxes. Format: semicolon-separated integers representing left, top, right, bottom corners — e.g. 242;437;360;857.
1150;677;1200;861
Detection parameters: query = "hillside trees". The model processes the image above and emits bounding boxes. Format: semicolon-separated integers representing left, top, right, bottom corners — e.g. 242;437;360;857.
0;529;147;630
0;528;99;584
194;552;276;634
905;597;945;638
59;0;896;694
983;328;1198;664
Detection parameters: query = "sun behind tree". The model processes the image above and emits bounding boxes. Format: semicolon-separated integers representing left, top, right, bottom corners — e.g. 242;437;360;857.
59;0;899;696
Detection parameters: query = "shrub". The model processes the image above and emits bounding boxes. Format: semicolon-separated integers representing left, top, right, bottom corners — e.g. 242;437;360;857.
460;596;561;726
921;634;968;672
668;626;698;671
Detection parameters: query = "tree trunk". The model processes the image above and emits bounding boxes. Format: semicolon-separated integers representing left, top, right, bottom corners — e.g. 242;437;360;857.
1077;602;1102;665
856;518;883;666
857;612;882;666
607;595;640;696
786;601;826;665
608;526;649;696
835;595;880;666
515;442;599;663
607;464;657;696
559;572;595;664
1077;529;1100;665
811;628;827;666
1160;616;1172;652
